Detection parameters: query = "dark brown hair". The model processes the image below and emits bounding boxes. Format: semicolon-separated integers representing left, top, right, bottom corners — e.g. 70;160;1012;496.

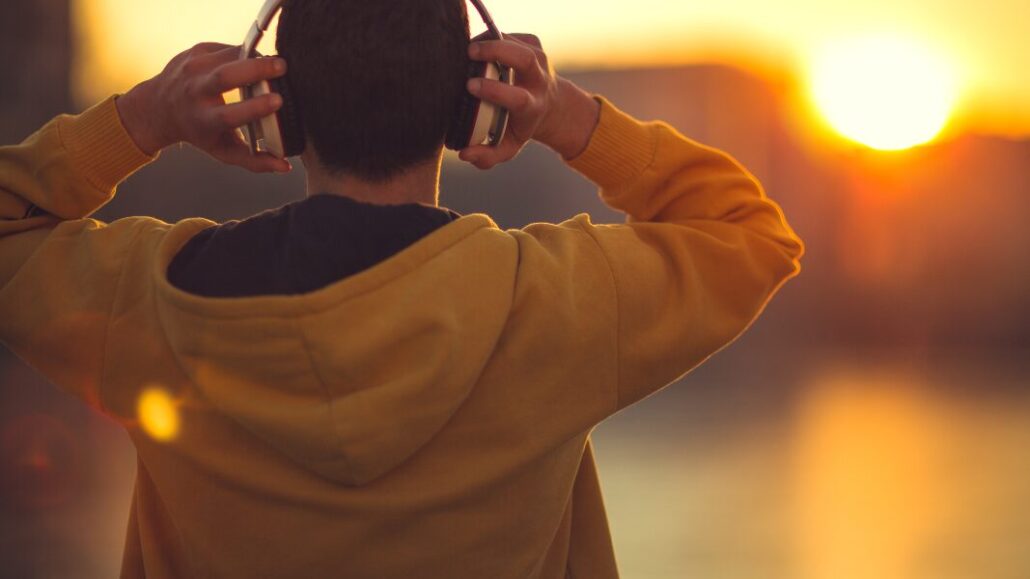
276;0;470;181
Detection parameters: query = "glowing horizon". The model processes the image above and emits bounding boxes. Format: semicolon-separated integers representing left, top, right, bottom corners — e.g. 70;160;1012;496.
74;0;1030;139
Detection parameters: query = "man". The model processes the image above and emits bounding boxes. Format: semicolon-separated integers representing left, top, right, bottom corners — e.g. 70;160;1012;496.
0;1;802;577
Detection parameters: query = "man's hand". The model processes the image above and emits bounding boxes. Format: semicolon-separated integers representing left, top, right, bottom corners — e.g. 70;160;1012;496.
460;34;601;170
116;43;292;174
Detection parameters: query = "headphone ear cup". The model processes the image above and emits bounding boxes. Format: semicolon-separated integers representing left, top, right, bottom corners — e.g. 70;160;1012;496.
268;75;307;158
446;59;487;151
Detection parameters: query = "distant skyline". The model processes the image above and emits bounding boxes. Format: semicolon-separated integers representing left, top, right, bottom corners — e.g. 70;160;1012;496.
75;0;1029;139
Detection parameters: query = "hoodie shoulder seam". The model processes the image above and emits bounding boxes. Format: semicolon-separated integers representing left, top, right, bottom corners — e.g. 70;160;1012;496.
572;217;622;414
98;220;149;413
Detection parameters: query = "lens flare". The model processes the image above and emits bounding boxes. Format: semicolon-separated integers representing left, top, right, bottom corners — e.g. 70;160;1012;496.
137;387;180;442
809;35;958;150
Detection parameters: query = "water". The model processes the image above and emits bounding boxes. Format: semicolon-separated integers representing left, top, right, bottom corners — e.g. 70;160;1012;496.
2;348;1028;578
594;348;1030;579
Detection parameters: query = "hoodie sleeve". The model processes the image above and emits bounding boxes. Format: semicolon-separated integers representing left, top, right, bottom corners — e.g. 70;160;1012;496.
0;97;159;407
558;97;803;412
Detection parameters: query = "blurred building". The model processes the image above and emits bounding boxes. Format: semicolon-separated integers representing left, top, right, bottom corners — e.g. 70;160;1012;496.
1;0;73;142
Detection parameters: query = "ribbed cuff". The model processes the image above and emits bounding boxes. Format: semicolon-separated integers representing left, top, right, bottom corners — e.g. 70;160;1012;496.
566;96;657;193
61;96;157;196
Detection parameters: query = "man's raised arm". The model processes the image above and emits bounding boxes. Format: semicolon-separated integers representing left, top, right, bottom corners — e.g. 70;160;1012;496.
464;34;804;425
0;43;290;284
0;43;290;406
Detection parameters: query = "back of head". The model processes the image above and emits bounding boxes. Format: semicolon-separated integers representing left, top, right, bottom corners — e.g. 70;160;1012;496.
276;0;470;182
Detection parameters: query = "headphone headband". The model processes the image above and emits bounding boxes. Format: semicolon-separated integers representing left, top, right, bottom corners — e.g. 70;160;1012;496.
241;0;503;60
240;0;510;157
241;0;283;58
468;0;502;39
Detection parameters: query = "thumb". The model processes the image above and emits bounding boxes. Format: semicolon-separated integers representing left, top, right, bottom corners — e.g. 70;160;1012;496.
211;134;293;173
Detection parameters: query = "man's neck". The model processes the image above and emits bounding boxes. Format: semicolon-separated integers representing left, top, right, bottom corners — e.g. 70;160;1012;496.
302;152;442;207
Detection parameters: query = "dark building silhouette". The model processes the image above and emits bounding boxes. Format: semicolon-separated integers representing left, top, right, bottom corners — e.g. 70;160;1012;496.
2;0;73;142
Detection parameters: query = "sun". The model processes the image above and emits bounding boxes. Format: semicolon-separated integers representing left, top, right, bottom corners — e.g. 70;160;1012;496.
808;35;958;151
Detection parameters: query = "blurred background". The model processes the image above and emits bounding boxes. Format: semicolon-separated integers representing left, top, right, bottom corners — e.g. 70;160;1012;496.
2;0;1028;577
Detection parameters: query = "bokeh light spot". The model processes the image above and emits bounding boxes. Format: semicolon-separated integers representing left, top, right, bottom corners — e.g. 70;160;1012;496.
0;414;80;509
137;387;180;442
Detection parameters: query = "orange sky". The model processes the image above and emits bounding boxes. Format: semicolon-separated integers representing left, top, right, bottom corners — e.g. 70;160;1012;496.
75;0;1030;138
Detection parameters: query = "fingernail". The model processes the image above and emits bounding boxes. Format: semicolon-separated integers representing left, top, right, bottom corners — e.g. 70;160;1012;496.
469;43;481;58
467;78;482;94
273;59;286;73
270;94;283;107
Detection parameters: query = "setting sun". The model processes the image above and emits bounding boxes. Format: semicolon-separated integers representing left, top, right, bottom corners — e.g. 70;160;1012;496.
809;36;958;150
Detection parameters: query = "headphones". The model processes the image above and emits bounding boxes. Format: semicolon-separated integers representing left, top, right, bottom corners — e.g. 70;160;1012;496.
239;0;513;159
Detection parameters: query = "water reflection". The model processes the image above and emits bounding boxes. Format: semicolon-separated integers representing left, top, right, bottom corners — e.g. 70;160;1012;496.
2;351;1027;577
594;353;1030;579
794;368;950;579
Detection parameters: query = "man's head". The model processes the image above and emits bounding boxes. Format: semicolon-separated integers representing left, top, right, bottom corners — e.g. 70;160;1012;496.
276;0;470;183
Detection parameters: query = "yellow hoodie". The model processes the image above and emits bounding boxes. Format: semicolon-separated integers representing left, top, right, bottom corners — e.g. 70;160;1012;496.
0;95;802;578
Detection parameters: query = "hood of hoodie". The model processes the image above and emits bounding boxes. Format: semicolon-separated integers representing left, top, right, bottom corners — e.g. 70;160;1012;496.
150;214;516;486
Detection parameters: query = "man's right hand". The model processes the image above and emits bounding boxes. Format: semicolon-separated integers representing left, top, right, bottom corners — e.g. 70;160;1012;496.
116;43;292;174
460;34;601;170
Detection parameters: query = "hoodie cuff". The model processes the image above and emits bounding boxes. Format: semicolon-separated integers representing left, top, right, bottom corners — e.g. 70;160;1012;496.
60;95;157;201
566;96;657;193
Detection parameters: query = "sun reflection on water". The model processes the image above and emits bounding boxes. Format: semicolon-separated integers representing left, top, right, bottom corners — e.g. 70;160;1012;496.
793;370;947;579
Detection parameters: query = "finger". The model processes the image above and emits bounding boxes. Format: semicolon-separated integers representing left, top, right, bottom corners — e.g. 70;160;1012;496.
469;39;544;86
503;33;550;72
231;152;293;174
242;152;293;174
181;44;244;76
458;141;522;170
503;33;543;51
213;135;293;173
203;93;283;130
190;43;243;65
191;42;235;54
200;57;286;95
467;78;534;113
